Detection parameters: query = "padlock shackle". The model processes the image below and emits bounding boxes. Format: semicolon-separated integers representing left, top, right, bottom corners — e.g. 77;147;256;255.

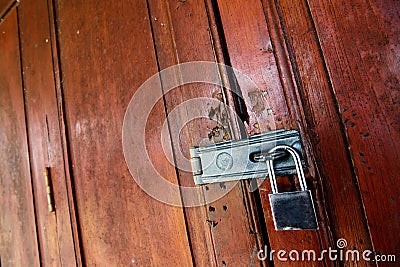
267;145;307;194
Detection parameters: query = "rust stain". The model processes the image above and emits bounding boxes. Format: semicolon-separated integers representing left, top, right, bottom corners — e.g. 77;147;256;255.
208;126;221;140
248;90;265;116
222;132;231;141
212;91;224;102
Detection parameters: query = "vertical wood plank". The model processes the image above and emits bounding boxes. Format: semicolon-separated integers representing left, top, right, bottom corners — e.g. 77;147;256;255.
0;10;40;267
308;0;400;257
215;0;332;265
270;0;375;265
17;0;78;265
147;0;261;265
54;0;193;265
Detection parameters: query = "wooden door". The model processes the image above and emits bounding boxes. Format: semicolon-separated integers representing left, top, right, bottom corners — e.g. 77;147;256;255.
0;9;40;266
1;0;398;266
1;2;78;266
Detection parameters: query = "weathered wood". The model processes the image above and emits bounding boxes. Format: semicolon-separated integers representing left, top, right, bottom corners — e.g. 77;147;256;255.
0;10;40;267
54;0;193;265
215;0;330;265
47;0;83;262
2;0;396;266
271;0;375;265
17;0;78;265
147;0;260;265
145;1;216;265
308;0;400;257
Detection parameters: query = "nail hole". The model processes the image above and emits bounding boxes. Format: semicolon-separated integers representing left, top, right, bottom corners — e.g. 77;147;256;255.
223;205;227;211
222;260;226;266
209;206;215;212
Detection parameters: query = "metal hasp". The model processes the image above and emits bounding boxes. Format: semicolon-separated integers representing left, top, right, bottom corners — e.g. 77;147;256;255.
190;129;304;185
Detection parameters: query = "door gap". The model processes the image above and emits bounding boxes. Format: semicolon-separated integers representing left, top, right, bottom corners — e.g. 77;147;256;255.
204;1;273;266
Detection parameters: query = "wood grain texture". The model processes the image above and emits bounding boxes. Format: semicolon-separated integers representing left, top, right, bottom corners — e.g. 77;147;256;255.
147;0;260;265
47;0;83;262
146;1;217;265
0;10;40;267
215;0;330;265
54;0;193;265
272;0;375;265
215;0;293;132
308;0;400;257
0;0;17;23
17;0;78;265
2;1;395;266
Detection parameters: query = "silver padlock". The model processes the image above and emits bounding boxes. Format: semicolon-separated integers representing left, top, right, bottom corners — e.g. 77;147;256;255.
267;145;318;230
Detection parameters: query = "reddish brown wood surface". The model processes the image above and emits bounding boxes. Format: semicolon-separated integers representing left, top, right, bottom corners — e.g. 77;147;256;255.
273;0;375;264
215;0;330;265
0;0;17;23
0;10;40;266
0;0;13;16
17;0;78;265
1;0;398;266
54;0;193;265
308;0;400;257
147;0;261;265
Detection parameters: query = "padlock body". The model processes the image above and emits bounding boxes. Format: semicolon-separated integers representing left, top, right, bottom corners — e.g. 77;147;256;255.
269;190;318;230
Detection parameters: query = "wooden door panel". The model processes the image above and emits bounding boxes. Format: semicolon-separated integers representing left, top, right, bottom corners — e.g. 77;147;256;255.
214;0;399;265
147;0;261;265
0;10;40;267
1;0;398;266
54;0;193;265
34;0;397;265
214;0;329;265
271;0;374;260
308;0;400;256
17;0;78;265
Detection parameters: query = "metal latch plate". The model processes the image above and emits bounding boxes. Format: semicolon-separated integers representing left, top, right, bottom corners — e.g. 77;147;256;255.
190;129;303;185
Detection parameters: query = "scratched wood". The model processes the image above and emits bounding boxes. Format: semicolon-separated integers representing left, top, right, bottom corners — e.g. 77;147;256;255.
272;0;376;265
17;0;78;265
215;0;332;265
308;0;400;257
54;0;193;265
3;0;397;266
0;10;40;267
147;0;260;265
